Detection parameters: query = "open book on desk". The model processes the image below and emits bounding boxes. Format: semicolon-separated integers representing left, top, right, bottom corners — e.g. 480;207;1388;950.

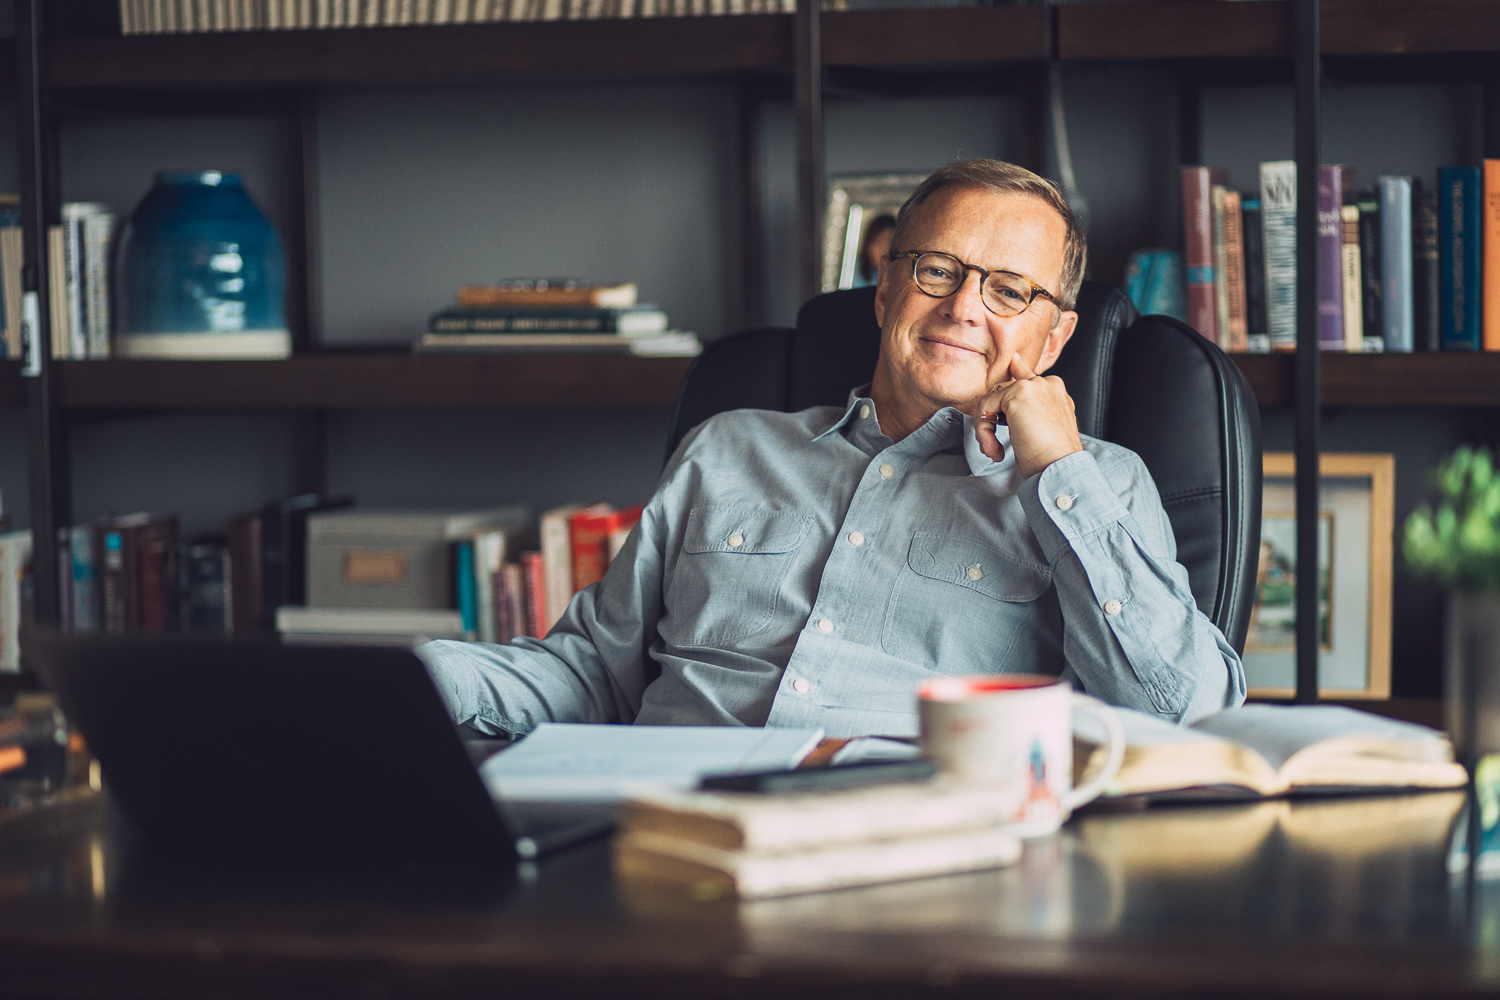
479;724;824;804
1076;704;1468;801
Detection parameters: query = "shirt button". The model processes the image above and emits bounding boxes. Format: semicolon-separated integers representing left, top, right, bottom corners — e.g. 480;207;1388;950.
848;531;864;547
1104;599;1123;616
726;533;744;548
879;464;894;479
859;404;871;419
966;565;984;582
1055;494;1075;511
792;678;810;694
816;618;834;634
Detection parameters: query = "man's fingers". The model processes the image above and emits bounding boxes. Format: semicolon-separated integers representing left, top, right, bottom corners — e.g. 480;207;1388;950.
1009;352;1038;381
975;412;1006;463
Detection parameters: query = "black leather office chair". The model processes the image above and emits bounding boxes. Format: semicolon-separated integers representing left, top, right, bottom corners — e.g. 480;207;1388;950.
667;283;1262;654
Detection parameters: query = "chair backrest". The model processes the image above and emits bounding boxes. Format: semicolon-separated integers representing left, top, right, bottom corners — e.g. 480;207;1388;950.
667;282;1262;653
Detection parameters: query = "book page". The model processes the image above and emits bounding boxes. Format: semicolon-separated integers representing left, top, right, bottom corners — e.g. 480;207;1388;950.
1192;705;1445;773
480;724;824;803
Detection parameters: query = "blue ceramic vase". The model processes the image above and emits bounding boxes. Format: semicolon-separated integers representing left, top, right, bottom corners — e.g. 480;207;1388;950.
114;170;290;358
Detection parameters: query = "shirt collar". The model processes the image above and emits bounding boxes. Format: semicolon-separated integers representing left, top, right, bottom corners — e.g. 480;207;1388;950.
813;386;1014;477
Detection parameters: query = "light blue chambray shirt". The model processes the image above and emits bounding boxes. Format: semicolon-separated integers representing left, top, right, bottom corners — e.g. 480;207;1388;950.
420;390;1246;738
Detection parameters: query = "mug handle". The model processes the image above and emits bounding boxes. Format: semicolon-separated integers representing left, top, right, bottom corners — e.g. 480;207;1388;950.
1063;693;1126;811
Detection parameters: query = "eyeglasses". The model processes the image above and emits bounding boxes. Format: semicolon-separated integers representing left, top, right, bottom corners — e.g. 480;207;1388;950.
893;250;1060;318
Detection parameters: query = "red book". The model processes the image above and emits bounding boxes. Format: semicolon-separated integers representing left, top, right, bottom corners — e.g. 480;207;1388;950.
569;503;645;593
135;516;179;634
521;551;546;639
1182;165;1228;343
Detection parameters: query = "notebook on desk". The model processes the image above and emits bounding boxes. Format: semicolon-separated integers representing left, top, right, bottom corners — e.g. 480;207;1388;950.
27;632;817;866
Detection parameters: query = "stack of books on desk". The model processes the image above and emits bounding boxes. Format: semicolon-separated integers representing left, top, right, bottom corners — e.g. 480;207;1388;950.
415;280;700;357
614;780;1022;900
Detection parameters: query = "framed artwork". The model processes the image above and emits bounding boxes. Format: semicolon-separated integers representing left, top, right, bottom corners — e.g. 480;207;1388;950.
1245;452;1394;700
822;173;926;294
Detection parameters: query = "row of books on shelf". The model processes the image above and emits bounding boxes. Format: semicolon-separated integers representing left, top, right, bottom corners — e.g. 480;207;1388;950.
0;200;118;364
0;494;647;672
415;280;701;357
1175;160;1500;354
119;0;801;34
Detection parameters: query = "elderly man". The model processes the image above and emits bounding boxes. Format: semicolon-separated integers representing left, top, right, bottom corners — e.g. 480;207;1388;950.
422;158;1246;737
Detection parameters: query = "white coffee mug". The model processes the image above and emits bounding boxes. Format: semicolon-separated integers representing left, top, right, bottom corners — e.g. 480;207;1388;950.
917;674;1127;838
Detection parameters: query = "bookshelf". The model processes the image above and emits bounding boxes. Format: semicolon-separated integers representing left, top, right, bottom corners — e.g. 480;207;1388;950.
8;0;1498;703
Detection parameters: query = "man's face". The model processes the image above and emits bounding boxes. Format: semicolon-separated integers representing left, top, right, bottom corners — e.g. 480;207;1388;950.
872;186;1078;413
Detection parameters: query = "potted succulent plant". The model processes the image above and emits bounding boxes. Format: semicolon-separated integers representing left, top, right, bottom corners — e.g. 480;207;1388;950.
1404;445;1500;766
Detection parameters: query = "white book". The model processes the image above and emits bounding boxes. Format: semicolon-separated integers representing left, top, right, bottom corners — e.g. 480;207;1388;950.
47;225;68;361
615;825;1022;900
432;0;452;20
470;528;518;644
479;723;824;803
1258;159;1297;351
315;0;332;25
0;529;32;673
276;605;466;637
1341;204;1363;352
360;0;382;24
539;502;588;632
83;210;115;359
60;203;102;360
623;780;1026;855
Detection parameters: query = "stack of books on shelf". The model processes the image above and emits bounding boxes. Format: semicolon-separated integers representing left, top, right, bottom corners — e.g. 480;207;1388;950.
1180;159;1500;354
120;0;804;34
416;280;700;358
614;779;1023;899
0;198;119;363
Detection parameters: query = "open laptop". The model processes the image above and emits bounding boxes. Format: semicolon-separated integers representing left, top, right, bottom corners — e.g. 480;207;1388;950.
27;630;613;866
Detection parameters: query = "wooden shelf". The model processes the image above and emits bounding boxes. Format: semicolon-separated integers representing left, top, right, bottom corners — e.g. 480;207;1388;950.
45;7;1046;90
52;353;693;410
1231;351;1500;408
1059;0;1500;62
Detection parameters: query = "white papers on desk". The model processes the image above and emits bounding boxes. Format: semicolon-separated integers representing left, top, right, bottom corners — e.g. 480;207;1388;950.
479;723;825;803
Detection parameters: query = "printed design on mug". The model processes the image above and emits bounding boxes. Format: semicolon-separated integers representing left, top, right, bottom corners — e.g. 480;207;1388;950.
1019;736;1061;823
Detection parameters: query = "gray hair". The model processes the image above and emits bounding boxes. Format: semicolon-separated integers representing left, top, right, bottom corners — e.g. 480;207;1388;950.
891;159;1087;311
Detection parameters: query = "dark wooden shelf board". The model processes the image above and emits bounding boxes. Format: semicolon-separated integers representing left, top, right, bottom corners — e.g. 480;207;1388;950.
54;354;692;410
1061;0;1500;62
1233;351;1500;408
46;16;793;88
1059;0;1292;61
823;6;1047;68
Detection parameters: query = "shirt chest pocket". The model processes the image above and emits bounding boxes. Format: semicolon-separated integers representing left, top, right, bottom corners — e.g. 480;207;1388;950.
661;506;813;648
882;531;1053;671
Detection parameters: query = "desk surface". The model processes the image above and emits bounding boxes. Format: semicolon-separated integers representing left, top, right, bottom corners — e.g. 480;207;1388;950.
0;791;1492;999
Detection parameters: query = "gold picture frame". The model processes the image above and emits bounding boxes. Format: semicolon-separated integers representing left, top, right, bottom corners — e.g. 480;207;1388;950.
1245;452;1394;700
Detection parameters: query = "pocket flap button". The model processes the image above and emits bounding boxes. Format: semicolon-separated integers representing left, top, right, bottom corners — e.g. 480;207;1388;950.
726;533;744;548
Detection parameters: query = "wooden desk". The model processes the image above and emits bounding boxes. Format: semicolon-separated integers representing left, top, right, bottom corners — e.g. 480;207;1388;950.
0;791;1488;999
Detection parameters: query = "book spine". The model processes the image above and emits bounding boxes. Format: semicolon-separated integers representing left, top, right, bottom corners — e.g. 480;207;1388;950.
502;562;526;642
492;567;512;643
1181;167;1218;343
1485;161;1500;350
65;210;88;358
1440;166;1482;351
47;225;68;360
1316;166;1345;351
522;551;545;638
226;512;264;635
1221;189;1248;352
69;526;98;633
0;533;32;671
56;529;72;632
570;516;611;593
1240;199;1268;351
84;211;114;359
1413;183;1440;352
1340;204;1363;353
1;228;22;361
137;522;178;634
455;540;477;638
540;511;575;632
99;525;132;634
1379;176;1415;353
1356;192;1383;351
1259;160;1298;351
1210;185;1230;350
473;532;502;643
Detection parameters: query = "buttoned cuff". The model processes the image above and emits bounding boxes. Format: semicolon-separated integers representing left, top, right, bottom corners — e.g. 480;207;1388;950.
1017;449;1130;564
